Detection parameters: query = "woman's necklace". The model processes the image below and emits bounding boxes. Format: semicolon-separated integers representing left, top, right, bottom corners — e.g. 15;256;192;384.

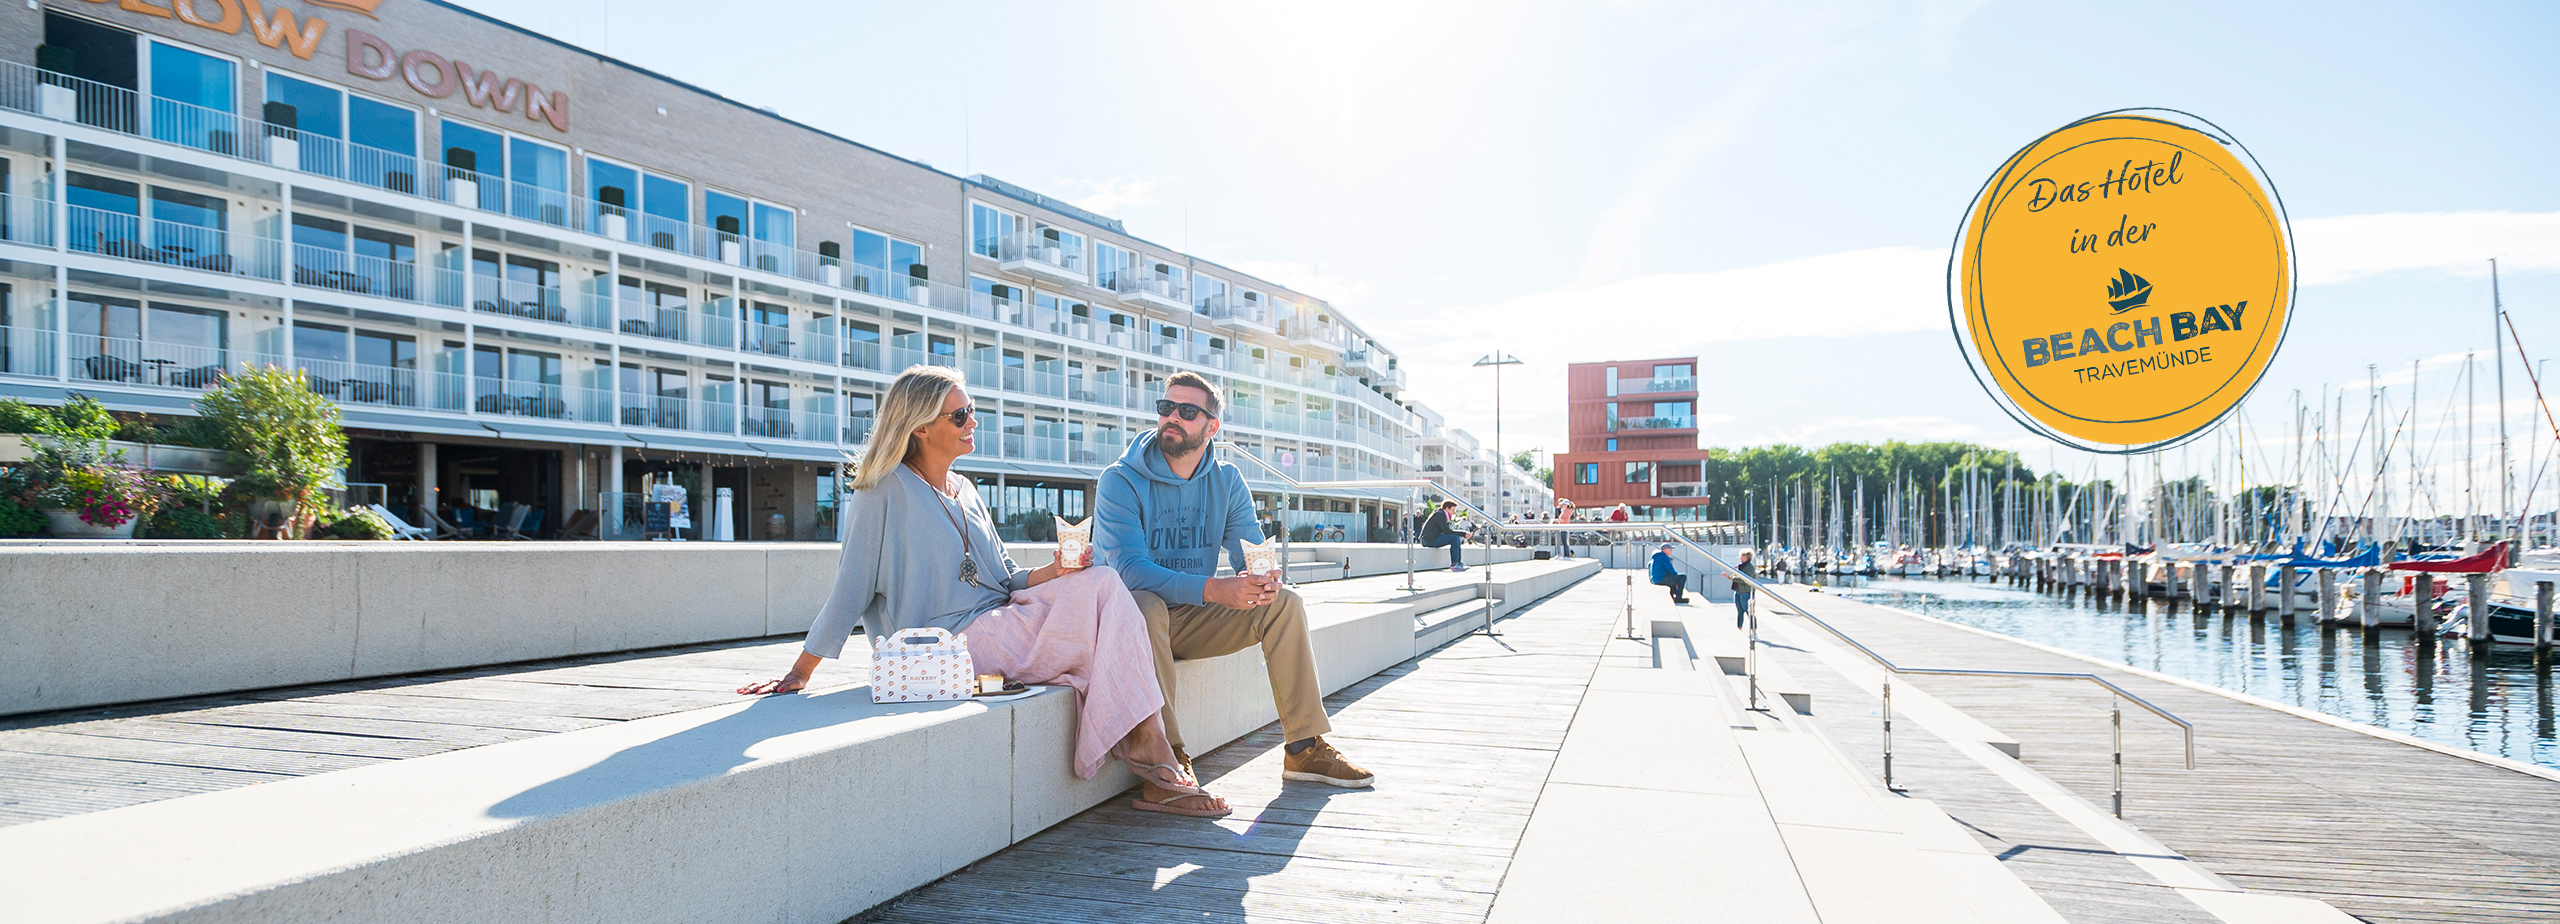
913;464;979;585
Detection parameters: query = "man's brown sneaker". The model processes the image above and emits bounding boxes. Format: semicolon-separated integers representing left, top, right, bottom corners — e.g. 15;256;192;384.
1281;737;1375;788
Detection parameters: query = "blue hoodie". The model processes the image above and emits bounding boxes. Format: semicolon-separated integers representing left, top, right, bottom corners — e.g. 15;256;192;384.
1095;429;1259;606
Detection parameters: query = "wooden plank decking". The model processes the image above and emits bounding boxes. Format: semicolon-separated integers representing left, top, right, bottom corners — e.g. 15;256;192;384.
857;575;1623;924
1765;586;2560;924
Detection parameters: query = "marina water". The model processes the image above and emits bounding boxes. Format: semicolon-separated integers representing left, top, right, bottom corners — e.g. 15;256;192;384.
1812;575;2560;771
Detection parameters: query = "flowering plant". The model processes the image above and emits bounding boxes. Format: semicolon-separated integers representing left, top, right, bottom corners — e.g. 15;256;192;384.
10;429;162;528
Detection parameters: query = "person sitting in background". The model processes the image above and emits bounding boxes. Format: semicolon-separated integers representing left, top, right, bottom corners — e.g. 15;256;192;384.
1419;500;1472;572
1650;542;1689;604
739;365;1227;817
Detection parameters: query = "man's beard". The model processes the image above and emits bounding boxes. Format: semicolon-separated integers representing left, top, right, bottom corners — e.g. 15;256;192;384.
1158;424;1207;455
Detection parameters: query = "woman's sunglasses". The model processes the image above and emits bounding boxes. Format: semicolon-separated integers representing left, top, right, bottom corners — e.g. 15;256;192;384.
1156;399;1216;421
940;406;975;427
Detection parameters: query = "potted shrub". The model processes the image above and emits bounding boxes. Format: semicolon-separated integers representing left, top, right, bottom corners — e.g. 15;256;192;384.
195;367;348;539
8;431;159;538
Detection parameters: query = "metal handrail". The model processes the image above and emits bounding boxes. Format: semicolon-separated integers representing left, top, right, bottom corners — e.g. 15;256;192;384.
1652;530;2195;818
1215;441;1516;631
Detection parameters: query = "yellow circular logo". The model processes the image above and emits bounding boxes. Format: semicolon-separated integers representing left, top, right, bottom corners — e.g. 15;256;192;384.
1951;109;2292;452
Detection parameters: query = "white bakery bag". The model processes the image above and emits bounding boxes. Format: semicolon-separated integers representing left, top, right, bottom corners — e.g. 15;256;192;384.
870;627;975;703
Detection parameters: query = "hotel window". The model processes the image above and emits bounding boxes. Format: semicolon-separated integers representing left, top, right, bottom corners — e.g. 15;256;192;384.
848;227;920;292
69;293;227;386
1195;276;1226;314
846;391;876;443
1655;401;1693;420
585;156;642;243
148;40;234;153
1653;363;1691;380
1240;290;1265;322
705;190;750;260
1094;242;1129;288
1606;438;1618;452
970;203;1017;259
641;172;690;250
1625;462;1651;484
473;250;563;321
265;74;419;191
42;13;137;130
844;319;881;368
1573;464;1599;485
1035;224;1084;267
751;201;795;272
507;137;569;225
439;119;507;210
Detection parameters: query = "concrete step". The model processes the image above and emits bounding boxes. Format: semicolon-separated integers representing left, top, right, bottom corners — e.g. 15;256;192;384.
1282;560;1346;582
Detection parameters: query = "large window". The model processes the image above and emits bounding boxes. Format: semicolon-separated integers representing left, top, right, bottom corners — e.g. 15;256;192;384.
148;42;233;153
1094;242;1129;289
439;119;506;210
751;201;794;272
1195;275;1226;313
1575;463;1599;485
705;190;749;260
507;137;567;225
266;74;418;190
970;203;1017;259
642;172;689;250
1625;462;1651;484
67;292;226;387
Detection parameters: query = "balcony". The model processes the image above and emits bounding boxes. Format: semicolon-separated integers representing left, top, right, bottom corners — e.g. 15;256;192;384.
472;378;572;420
1199;294;1271;331
1621;376;1696;395
1341;348;1378;374
1115;273;1188;313
743;407;798;440
997;230;1085;285
1658;482;1709;498
67;205;283;281
1281;317;1343;349
1605;415;1695;432
65;334;226;389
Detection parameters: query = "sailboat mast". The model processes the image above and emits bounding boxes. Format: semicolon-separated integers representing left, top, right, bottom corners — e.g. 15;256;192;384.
2497;258;2511;547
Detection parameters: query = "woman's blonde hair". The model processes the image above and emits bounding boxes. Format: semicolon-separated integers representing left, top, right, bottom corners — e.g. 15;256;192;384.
848;365;967;491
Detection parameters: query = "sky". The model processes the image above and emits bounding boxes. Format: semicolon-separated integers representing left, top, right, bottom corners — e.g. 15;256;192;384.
457;0;2560;519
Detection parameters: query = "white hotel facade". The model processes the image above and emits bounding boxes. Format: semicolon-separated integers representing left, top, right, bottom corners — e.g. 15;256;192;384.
0;0;1463;541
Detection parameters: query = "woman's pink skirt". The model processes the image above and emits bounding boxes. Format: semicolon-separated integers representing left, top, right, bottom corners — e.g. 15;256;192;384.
962;565;1163;779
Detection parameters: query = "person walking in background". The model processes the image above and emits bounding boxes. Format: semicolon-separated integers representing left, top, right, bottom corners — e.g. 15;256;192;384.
1649;542;1689;604
1552;498;1575;559
1094;371;1375;789
1731;550;1759;629
1419;500;1472;571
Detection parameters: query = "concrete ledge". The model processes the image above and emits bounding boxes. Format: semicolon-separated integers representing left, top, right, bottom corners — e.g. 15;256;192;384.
0;594;1469;924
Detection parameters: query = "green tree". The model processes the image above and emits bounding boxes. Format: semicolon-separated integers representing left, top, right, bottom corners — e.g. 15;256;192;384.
195;367;347;529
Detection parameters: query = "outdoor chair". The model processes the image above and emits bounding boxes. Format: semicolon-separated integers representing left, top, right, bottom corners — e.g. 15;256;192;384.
493;503;532;540
423;508;468;540
453;506;485;538
367;504;436;541
558;509;599;541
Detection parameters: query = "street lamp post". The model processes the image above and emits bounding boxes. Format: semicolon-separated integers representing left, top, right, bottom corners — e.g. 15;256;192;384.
1475;352;1524;524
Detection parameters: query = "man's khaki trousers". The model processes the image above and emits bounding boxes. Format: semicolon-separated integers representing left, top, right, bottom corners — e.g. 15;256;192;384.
1129;588;1332;752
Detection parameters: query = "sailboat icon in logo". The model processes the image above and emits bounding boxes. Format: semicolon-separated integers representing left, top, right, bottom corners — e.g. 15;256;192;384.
2104;268;2152;314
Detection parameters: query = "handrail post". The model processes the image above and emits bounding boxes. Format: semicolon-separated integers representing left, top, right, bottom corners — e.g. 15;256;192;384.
2112;698;2125;818
1883;678;1904;793
1402;486;1420;592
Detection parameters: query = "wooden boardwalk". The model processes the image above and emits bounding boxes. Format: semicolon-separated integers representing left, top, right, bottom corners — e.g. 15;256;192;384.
1769;586;2560;924
857;574;1623;924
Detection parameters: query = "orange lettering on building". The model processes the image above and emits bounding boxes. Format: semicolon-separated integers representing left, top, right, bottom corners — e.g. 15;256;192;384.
118;0;174;18
523;84;565;133
452;64;520;112
240;0;327;60
171;0;244;34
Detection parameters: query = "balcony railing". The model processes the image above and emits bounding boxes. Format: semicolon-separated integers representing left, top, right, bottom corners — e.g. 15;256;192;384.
294;244;420;303
743;406;796;440
1114;273;1187;307
292;356;419;408
65;333;226;388
1621;376;1696;394
1658;482;1709;498
998;230;1083;279
1606;415;1695;431
743;321;792;358
0;323;56;377
66;205;282;280
620;303;689;343
472;378;571;419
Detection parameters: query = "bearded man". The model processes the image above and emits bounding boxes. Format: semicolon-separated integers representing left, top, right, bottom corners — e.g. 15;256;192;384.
1093;371;1374;788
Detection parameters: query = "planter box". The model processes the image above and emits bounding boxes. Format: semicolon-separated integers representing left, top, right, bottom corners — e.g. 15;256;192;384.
0;437;234;475
43;509;137;538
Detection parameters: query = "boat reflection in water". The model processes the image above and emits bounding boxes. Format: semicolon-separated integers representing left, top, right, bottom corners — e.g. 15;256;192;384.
1803;573;2560;772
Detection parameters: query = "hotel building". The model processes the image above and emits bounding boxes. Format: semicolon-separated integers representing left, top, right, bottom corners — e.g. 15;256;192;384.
0;0;1424;540
1553;356;1715;519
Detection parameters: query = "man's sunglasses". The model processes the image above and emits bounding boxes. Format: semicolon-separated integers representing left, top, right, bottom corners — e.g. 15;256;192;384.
1155;399;1216;422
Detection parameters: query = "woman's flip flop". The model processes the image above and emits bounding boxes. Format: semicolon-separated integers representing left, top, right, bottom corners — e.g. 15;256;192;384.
1129;761;1231;817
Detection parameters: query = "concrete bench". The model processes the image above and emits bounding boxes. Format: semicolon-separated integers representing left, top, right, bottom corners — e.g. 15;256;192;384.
0;596;1452;924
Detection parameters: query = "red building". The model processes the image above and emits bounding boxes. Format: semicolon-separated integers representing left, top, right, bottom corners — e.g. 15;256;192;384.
1554;357;1708;516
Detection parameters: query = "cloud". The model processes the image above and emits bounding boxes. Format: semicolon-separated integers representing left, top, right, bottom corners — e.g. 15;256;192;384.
1052;176;1162;217
2295;210;2560;286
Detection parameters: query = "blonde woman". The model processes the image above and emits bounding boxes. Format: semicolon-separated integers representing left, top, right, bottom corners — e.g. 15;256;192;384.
739;366;1226;817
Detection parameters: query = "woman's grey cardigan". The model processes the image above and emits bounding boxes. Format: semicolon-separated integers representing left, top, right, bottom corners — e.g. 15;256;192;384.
803;465;1032;660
